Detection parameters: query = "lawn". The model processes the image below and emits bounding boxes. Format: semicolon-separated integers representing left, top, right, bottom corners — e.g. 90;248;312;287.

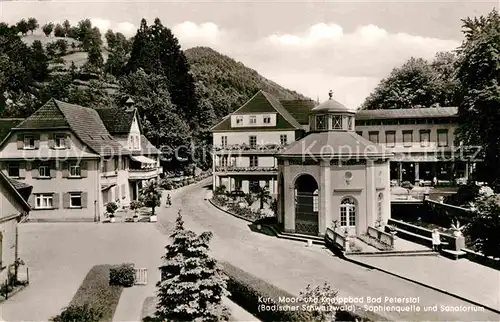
58;265;123;322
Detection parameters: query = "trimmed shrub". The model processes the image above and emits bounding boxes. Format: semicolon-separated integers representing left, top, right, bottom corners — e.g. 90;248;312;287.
51;304;103;322
222;261;312;321
57;265;123;321
109;263;135;287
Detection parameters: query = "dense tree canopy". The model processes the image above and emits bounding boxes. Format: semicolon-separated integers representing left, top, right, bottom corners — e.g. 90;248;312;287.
361;55;460;110
455;9;500;191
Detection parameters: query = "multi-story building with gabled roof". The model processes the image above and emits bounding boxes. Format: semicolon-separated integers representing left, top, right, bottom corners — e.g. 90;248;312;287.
0;99;162;222
211;90;316;195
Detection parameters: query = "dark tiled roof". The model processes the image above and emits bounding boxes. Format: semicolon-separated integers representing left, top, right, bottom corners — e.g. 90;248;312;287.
277;131;392;158
95;108;137;134
0;171;31;212
14;99;129;157
16;100;70;129
0;118;24;142
211;90;302;132
355;107;458;120
280;100;316;125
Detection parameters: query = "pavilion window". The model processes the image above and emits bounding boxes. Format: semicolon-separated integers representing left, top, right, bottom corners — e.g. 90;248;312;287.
313;189;319;212
332;115;342;129
316;115;327;130
340;197;356;227
419;130;430;147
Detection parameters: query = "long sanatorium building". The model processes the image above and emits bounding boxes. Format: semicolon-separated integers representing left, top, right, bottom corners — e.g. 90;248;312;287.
211;90;475;197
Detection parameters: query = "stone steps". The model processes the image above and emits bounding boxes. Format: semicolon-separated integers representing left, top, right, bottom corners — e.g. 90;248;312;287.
347;251;438;257
266;225;326;246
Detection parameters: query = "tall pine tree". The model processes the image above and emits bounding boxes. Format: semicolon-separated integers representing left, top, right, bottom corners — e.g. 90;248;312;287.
126;18;200;127
155;210;229;322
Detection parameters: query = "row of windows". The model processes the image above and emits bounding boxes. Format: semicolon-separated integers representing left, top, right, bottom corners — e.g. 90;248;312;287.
6;162;84;178
234;115;273;126
220;135;288;147
34;192;86;209
314;115;355;131
19;134;69;149
356;118;455;126
358;129;450;147
219;156;260;167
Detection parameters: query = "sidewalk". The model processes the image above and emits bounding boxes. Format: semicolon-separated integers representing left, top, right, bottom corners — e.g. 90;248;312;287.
349;255;500;312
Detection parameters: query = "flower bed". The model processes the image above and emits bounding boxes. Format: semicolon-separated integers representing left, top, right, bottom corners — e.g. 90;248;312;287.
52;265;124;321
212;196;275;222
160;171;211;190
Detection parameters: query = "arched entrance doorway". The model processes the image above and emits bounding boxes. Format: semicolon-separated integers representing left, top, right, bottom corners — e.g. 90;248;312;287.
294;174;319;235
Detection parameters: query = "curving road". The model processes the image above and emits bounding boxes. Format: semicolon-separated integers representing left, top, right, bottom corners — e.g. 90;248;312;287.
156;180;500;321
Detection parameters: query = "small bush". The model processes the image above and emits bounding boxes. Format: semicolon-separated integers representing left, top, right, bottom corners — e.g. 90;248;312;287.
110;263;135;287
106;202;118;217
51;304;103;322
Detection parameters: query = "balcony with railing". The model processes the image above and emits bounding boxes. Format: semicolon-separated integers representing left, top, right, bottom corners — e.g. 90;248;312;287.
128;166;162;180
214;165;278;174
213;143;289;155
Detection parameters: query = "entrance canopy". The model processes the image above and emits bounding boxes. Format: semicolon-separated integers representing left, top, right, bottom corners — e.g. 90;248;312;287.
130;155;157;164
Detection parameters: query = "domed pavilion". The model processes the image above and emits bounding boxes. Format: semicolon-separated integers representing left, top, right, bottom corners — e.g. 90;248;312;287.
276;91;393;236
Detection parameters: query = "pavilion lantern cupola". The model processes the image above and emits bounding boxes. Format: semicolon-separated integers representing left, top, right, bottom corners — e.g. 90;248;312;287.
309;90;356;132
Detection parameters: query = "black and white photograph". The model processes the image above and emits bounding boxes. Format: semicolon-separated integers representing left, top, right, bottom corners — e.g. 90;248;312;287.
0;0;499;321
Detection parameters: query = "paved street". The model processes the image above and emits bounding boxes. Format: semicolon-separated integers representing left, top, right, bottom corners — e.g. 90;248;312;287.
155;179;500;321
0;223;165;322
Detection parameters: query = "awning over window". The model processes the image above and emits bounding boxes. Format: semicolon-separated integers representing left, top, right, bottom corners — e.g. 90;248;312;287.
130;155;157;164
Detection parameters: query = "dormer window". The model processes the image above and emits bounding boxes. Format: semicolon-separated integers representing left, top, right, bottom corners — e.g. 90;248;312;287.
316;115;326;130
332;116;342;129
24;135;35;149
263;115;271;124
249;116;257;125
236;116;243;125
55;135;66;148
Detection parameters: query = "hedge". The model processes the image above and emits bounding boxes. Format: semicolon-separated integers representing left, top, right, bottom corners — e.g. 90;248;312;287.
52;265;123;322
221;262;374;322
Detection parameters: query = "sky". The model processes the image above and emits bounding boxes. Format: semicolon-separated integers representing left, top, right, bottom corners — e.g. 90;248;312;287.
0;1;497;108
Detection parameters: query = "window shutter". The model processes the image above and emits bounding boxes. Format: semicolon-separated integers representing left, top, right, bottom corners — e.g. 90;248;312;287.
34;134;40;149
81;161;88;177
17;134;23;149
31;161;39;179
28;193;35;208
50;162;57;178
63;193;70;208
48;134;55;149
18;162;25;178
62;162;69;178
53;193;60;209
65;136;71;149
81;192;88;208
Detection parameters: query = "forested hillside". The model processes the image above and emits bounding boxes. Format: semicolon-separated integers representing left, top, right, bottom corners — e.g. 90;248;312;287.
185;46;308;118
0;17;309;170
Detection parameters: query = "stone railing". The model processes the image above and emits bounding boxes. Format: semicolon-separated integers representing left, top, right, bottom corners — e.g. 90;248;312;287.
214;166;278;172
325;227;347;251
213;143;289;153
367;226;394;247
